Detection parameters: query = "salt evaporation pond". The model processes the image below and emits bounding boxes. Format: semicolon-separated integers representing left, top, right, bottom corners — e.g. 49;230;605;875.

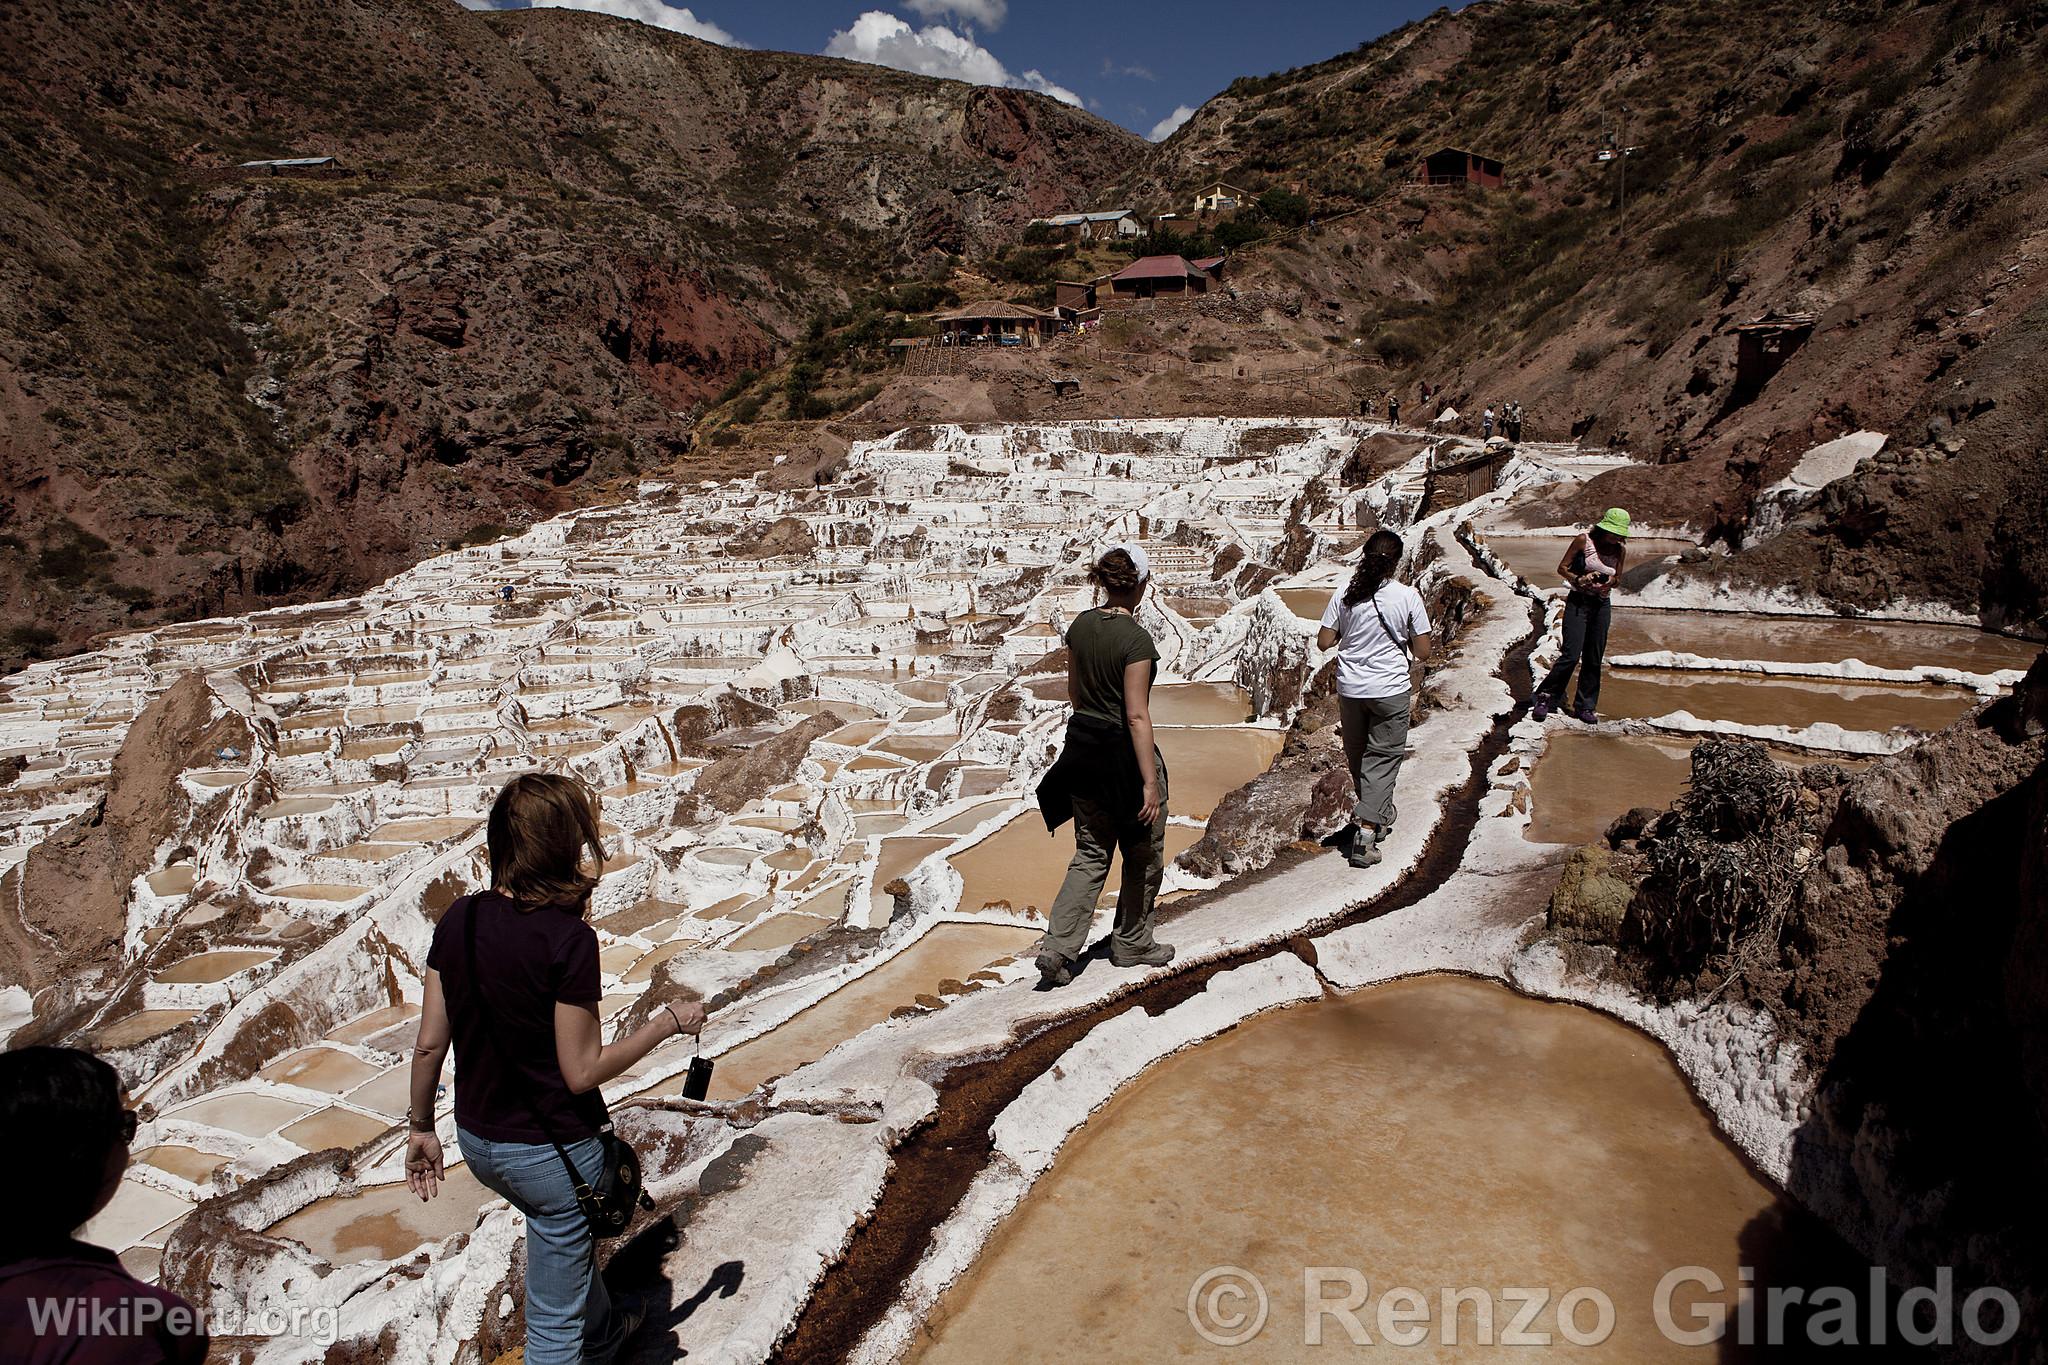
912;976;1806;1362
269;1164;491;1265
1597;669;1976;733
1524;731;1871;847
651;923;1040;1101
1606;610;2040;674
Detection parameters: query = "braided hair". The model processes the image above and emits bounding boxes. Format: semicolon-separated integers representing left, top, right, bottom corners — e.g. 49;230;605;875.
1341;529;1406;609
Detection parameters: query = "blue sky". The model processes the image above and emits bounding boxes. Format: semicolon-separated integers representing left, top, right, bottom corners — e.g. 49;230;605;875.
464;1;1462;139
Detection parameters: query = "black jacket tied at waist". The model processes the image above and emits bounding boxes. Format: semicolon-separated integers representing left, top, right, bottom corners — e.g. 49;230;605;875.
1038;712;1155;832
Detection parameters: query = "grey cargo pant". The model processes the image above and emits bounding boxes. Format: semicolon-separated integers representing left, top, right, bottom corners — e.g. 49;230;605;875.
1041;752;1168;963
1341;692;1411;831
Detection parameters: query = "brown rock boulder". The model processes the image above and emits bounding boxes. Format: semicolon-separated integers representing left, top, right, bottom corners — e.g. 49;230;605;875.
2;673;255;1008
684;711;842;816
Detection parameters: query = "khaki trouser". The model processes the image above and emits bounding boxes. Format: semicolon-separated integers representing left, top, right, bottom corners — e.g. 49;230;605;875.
1041;752;1168;962
1341;691;1411;831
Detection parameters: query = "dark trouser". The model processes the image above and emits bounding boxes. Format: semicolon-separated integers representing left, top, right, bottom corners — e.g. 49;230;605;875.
1340;692;1410;830
1536;593;1612;713
1042;752;1167;962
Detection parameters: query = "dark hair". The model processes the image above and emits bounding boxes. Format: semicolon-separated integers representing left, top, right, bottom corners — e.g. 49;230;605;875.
487;772;606;914
1589;526;1625;555
1085;548;1143;595
0;1046;128;1249
1342;529;1406;608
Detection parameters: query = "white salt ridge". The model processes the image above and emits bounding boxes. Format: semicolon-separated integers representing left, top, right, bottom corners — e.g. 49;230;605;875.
1620;710;1921;756
1745;430;1888;547
1608;648;2022;694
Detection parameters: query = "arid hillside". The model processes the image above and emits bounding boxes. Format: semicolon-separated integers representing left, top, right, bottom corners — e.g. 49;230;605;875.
1130;0;2048;630
0;0;1139;664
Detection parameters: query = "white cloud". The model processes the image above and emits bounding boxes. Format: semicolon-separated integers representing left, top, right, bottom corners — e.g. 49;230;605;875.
824;11;1082;108
507;0;744;46
902;0;1008;28
1018;69;1083;107
1149;104;1197;142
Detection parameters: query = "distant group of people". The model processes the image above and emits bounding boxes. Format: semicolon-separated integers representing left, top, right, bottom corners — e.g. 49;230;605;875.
1481;400;1525;442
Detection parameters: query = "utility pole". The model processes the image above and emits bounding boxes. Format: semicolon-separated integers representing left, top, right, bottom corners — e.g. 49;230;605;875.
1596;104;1640;239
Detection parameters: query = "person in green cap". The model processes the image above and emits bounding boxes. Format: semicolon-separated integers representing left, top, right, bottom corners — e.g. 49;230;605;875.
1531;508;1631;722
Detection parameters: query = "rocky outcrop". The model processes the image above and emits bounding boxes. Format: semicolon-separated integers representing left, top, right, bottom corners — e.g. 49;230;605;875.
682;711;844;818
1;673;256;1027
1556;655;2048;1347
724;516;818;560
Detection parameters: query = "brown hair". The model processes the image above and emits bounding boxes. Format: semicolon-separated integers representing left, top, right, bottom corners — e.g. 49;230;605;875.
1342;529;1406;608
1085;547;1144;594
487;772;606;914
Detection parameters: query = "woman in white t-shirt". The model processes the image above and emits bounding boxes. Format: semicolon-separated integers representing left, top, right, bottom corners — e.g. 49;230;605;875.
1316;529;1435;868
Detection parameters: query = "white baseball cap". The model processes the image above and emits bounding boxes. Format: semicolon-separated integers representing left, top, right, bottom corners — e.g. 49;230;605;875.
1101;541;1151;582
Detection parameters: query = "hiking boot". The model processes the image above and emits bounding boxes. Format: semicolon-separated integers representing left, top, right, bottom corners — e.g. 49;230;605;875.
1347;826;1383;869
1110;941;1175;969
1530;693;1554;721
1574;704;1598;724
1036;949;1074;988
588;1290;652;1365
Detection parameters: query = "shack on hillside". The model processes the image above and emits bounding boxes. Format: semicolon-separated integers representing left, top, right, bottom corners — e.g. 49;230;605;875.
1106;256;1213;301
236;155;346;177
1053;280;1099;313
1415;147;1504;188
935;301;1060;346
1030;210;1142;241
1733;311;1818;397
1192;182;1248;214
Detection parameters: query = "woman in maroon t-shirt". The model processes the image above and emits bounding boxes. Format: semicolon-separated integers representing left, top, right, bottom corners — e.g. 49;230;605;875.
405;774;705;1365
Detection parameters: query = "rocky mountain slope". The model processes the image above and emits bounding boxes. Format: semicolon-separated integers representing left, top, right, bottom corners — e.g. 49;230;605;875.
1135;0;2048;632
0;0;1138;663
6;0;2044;666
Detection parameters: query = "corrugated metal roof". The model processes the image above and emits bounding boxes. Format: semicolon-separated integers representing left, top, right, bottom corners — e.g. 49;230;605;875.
1035;209;1134;226
239;156;338;168
1110;255;1209;282
1190;256;1226;272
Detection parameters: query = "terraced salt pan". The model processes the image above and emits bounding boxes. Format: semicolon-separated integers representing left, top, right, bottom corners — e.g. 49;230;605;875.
152;948;275;984
267;1165;491;1265
1481;533;1698;590
909;977;1774;1364
1607;608;2040;676
1525;730;1872;847
255;1046;382;1095
653;923;1041;1102
1596;668;1977;733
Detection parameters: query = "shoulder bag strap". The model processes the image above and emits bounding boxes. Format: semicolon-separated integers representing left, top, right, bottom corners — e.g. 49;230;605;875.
464;900;605;1198
1367;588;1411;659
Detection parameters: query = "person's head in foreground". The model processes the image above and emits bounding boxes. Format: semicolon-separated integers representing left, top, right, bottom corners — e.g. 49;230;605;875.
3;1046;136;1256
487;771;607;917
0;1046;209;1365
1087;542;1149;606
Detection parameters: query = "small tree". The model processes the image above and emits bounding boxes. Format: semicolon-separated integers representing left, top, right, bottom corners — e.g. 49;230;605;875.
1257;187;1311;228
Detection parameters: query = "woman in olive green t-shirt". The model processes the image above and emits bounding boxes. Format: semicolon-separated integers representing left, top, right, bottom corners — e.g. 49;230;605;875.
1036;544;1174;987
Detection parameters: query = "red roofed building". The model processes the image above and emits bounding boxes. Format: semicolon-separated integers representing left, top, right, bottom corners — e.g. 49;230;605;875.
1106;255;1213;300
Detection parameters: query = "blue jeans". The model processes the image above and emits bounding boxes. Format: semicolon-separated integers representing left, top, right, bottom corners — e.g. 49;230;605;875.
459;1129;624;1365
